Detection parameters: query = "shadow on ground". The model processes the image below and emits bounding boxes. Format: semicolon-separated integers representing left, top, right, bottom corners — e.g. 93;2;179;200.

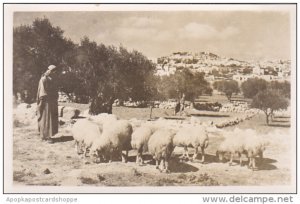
258;158;278;171
169;159;199;173
190;113;230;118
258;122;291;128
274;116;290;119
127;155;199;173
209;152;278;171
52;136;74;143
272;119;290;123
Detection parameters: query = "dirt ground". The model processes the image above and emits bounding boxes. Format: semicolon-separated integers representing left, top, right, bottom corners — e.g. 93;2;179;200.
12;104;293;188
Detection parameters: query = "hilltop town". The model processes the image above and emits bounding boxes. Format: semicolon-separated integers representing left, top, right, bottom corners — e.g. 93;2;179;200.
155;52;291;84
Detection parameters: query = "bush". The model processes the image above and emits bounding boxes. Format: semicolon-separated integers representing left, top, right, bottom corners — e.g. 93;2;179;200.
194;102;222;111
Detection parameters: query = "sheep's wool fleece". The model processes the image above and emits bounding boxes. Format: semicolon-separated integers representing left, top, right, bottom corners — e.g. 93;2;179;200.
90;113;118;125
102;120;132;149
173;126;208;147
219;128;247;152
148;129;175;156
90;134;111;153
131;126;153;149
72;119;102;146
219;128;266;154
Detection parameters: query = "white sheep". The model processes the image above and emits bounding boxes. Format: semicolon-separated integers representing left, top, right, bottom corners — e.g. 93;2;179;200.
243;133;268;170
173;125;209;163
90;119;133;163
71;118;103;157
216;128;268;169
72;113;120;160
131;125;157;165
216;132;246;166
148;128;176;173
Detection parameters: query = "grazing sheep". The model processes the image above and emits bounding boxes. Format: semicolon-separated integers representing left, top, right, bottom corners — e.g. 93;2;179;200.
148;129;176;173
244;133;268;170
173;126;209;163
128;118;143;130
71;119;103;157
131;125;157;165
216;133;246;166
90;119;133;163
216;128;268;170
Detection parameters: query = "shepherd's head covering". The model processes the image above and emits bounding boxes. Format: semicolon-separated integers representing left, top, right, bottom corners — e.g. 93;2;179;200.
48;65;57;71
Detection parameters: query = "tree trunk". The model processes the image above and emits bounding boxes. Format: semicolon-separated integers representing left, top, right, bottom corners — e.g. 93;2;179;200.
227;96;231;102
226;93;232;102
266;114;269;125
270;110;274;122
149;106;153;119
89;96;113;115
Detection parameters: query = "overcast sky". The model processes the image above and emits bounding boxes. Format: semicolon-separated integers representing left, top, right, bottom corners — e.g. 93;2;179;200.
14;11;292;61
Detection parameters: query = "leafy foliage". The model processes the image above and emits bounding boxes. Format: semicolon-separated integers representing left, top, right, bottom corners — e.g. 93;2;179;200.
62;37;157;114
241;78;268;98
13;18;74;101
156;69;211;102
251;89;289;125
268;80;291;99
14;18;156;114
213;80;239;101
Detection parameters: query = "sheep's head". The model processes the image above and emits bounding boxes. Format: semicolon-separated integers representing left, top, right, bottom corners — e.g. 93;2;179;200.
91;146;112;163
90;136;111;159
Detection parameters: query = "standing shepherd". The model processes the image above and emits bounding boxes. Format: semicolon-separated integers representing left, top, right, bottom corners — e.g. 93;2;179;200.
174;93;186;116
36;65;59;143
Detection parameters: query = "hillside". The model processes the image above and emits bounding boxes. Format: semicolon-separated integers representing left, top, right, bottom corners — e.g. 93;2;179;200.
155;52;291;81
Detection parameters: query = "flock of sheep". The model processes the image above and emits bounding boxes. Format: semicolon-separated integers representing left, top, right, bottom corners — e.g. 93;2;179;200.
71;113;269;173
12;102;277;173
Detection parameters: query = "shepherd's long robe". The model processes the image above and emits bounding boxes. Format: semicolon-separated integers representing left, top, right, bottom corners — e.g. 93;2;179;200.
36;74;58;140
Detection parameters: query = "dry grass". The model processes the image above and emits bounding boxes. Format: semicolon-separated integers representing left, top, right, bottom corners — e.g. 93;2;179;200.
12;99;292;188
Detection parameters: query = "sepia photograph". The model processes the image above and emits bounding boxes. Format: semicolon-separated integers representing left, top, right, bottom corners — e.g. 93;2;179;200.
3;3;297;194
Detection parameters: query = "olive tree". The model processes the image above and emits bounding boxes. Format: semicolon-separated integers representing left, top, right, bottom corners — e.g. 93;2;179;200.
251;89;289;125
213;80;239;101
66;37;156;114
268;80;291;99
241;78;268;99
13;17;74;102
156;68;211;103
